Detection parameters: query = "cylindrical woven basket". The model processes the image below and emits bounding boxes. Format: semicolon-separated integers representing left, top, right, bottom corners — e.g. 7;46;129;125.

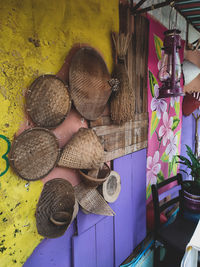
9;127;60;181
110;33;135;124
26;75;71;128
79;163;110;188
58;128;104;170
36;178;76;238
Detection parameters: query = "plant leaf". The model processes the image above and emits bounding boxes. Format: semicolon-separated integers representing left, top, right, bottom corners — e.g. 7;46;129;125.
177;155;192;167
150;111;160;137
176;130;181;148
172;117;180;131
174;101;180;117
157;170;165;183
172;156;178;175
168;161;173;177
154;34;163;60
146;182;152;199
179;168;189;175
185;145;200;167
161;152;169;162
148;70;158;97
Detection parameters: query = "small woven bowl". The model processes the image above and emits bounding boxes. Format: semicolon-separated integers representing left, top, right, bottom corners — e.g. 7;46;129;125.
79;163;111;187
9;127;60;181
26;75;71;128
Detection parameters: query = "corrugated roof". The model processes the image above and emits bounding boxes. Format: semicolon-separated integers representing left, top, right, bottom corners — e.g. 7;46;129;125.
175;0;200;33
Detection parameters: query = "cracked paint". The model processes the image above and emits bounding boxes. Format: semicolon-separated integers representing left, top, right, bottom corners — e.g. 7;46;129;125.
0;0;118;266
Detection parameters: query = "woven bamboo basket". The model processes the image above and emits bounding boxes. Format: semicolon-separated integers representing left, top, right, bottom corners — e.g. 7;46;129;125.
9;128;60;181
26;75;71;128
58;128;104;170
69;47;112;120
79;163;110;188
110;33;135;124
36;178;76;238
74;182;115;216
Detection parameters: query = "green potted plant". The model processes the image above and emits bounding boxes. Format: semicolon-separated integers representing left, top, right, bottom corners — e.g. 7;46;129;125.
177;144;200;213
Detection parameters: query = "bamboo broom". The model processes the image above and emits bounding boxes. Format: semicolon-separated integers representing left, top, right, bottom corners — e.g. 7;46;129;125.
110;32;135;124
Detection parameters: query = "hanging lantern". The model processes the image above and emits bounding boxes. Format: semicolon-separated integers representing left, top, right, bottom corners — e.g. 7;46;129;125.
158;29;184;98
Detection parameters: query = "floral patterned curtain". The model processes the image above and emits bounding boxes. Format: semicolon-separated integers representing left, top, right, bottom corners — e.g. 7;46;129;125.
146;16;184;199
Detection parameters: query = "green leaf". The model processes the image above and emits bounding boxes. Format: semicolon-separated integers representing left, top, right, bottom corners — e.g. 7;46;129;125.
185;145;200;167
177;156;192;168
172;156;178;175
168;161;173;177
174;101;180;117
172;117;180;131
157;170;165;183
146;182;152;199
168;155;178;177
154;34;163;60
161;152;169;162
150;111;160;137
176;130;181;148
149;70;158;97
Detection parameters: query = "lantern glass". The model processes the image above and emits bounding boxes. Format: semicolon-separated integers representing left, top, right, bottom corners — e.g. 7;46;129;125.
159;51;182;82
157;29;184;99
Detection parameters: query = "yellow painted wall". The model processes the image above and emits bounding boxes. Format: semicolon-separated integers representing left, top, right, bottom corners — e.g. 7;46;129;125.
0;1;119;266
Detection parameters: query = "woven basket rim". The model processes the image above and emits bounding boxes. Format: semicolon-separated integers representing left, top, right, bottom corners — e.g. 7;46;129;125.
79;163;110;183
69;47;110;73
25;74;72;129
9;127;60;181
69;47;111;120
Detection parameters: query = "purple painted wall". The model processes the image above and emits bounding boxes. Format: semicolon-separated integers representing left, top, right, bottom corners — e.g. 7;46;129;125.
23;149;147;267
181;111;197;179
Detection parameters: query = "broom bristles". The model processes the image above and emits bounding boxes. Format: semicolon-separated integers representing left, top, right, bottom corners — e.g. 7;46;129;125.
112;32;131;59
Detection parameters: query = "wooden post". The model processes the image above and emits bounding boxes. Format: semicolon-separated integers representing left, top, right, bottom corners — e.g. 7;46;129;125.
192;113;200;157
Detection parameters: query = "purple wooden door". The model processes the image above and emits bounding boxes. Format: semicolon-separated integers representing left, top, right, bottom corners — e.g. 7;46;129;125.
24;149;147;267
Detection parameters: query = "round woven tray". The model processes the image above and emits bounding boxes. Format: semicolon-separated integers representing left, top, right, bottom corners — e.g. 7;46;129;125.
69;47;112;120
26;75;71;128
36;178;75;238
9;128;60;181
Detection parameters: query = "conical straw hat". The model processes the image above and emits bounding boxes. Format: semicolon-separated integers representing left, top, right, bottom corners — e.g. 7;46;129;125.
9;127;60;181
58;128;104;169
26;75;71;128
36;178;76;238
74;182;115;216
69;47;112;120
182;60;200;86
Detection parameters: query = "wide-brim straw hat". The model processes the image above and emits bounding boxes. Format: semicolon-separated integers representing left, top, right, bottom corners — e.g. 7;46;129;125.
26;75;71;128
69;47;112;120
36;178;77;238
9;128;60;181
58;128;104;170
79;163;110;188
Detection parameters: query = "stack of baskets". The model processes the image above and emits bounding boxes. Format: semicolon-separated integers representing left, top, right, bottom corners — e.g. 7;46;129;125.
9;43;125;238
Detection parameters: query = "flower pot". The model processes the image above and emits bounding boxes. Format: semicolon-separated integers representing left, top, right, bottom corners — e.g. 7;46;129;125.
182;181;200;213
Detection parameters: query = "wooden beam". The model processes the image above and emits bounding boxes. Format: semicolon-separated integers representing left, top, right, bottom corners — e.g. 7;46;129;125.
131;0;148;12
131;0;174;15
